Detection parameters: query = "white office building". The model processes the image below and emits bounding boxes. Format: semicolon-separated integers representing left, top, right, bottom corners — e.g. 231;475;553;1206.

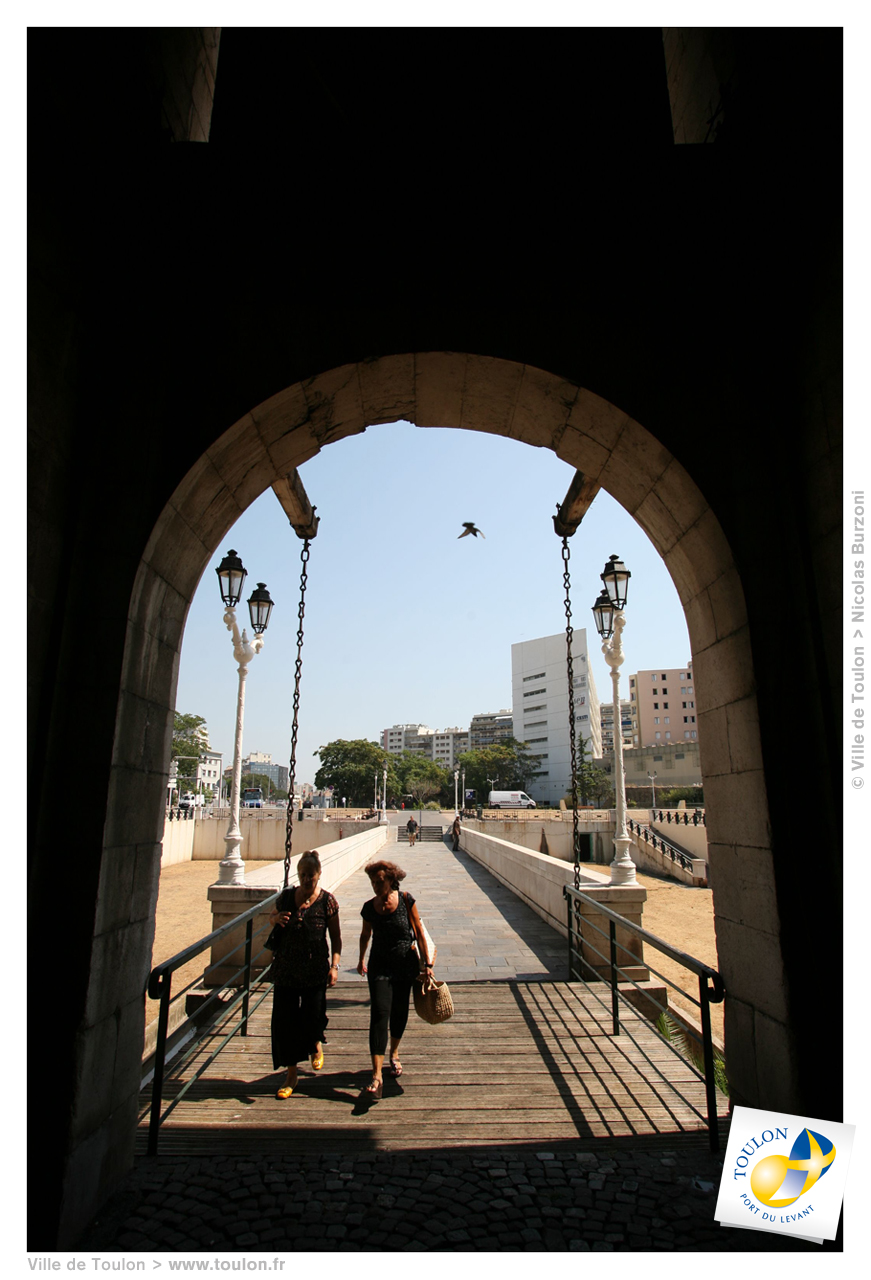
511;630;601;806
381;723;470;768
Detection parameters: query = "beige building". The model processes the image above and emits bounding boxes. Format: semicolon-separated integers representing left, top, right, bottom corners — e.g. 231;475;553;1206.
600;698;634;754
595;740;703;793
381;723;470;768
468;710;514;750
628;663;697;747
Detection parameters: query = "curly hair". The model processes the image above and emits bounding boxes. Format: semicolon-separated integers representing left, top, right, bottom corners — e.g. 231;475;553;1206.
297;850;322;874
364;859;406;889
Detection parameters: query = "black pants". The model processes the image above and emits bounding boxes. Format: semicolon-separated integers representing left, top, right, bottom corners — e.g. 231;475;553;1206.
271;984;327;1069
367;972;414;1055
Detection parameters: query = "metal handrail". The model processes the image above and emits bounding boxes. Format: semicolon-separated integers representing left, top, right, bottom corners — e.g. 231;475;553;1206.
145;890;281;1155
650;807;706;827
627;817;698;873
563;885;725;1150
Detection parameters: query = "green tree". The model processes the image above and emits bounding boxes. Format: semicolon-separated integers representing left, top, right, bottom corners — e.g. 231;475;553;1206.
457;738;543;798
575;734;614;807
393;753;452;809
313;740;397;806
171;712;209;792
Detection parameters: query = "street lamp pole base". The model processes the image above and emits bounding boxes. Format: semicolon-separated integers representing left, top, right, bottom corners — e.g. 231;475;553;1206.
609;834;638;886
218;832;246;885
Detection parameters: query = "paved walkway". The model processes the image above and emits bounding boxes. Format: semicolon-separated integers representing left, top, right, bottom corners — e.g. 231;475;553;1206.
330;833;566;983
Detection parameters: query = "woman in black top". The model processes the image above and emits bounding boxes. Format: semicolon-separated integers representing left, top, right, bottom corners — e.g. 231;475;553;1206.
357;859;433;1099
267;851;342;1099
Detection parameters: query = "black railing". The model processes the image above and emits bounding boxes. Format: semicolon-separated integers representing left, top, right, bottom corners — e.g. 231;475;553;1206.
165;806;195;821
563;884;725;1150
627;817;697;874
650;807;706;827
144;891;280;1155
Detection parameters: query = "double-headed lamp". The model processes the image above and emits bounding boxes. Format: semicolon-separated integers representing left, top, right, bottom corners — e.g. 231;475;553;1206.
600;554;631;610
592;590;615;640
216;549;247;607
247;582;275;634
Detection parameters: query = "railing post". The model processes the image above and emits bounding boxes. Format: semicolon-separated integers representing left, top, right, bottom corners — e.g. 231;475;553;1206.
609;919;620;1036
699;972;719;1151
147;971;172;1156
241;919;253;1036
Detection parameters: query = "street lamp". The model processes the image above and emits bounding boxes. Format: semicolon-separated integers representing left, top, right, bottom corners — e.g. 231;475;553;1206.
215;550;274;885
592;555;637;886
382;763;388;825
454;769;459;814
648;771;658;810
461;767;466;814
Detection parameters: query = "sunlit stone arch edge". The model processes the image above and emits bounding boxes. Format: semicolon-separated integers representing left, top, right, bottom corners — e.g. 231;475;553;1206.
113;352;786;1115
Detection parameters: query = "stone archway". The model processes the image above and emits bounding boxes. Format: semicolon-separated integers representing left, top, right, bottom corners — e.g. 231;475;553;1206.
72;352;782;1243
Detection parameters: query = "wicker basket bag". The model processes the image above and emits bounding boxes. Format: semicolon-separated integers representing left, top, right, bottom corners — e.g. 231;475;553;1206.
413;972;454;1024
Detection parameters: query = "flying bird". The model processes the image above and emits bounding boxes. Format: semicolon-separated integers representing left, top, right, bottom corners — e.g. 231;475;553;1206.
458;522;485;539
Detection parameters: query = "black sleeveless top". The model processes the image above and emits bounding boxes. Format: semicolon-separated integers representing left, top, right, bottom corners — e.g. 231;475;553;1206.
361;891;417;979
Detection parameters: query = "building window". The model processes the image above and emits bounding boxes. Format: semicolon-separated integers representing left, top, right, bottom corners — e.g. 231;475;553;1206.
526;737;548;744
654;717;660;725
629;678;635;687
525;720;547;728
664;717;669;724
655;732;661;740
665;732;671;739
523;672;546;682
524;704;545;712
684;731;691;739
653;754;663;761
691;731;697;738
691;716;696;723
683;716;688;723
676;752;685;759
661;674;667;681
663;702;669;709
524;688;546;697
688;685;694;693
653;702;659;710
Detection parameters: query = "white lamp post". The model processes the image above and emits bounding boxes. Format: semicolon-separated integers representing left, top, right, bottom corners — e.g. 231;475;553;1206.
648;771;658;810
215;550;274;886
374;771;379;813
592;554;637;886
454;769;459;814
461;767;466;813
382;764;388;825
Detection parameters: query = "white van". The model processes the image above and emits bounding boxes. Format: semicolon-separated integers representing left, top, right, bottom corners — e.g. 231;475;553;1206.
488;790;536;809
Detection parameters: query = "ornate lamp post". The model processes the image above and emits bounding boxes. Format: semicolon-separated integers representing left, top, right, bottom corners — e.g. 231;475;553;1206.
461;767;466;814
215;550;274;886
454;769;459;814
382;763;388;825
592;554;637;886
648;771;658;810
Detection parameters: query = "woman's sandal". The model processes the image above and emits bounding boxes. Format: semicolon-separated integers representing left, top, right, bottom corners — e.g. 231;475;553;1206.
311;1047;324;1071
388;1057;403;1077
365;1077;383;1099
276;1082;295;1099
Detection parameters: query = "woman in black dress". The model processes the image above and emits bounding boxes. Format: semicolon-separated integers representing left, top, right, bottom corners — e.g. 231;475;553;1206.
268;851;342;1099
356;859;433;1099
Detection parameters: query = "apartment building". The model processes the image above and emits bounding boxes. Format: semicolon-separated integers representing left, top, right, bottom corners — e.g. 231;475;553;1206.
197;749;223;796
468;711;514;751
381;724;469;768
241;751;289;793
511;630;601;806
600;699;634;754
628;663;696;746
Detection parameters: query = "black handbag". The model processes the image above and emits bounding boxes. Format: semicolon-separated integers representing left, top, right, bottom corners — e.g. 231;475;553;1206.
265;889;292;950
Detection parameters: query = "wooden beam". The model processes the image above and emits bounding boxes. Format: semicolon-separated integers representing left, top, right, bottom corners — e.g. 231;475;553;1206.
271;470;320;540
553;470;601;538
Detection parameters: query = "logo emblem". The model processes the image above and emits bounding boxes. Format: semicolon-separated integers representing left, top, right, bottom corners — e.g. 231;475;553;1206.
750;1128;836;1208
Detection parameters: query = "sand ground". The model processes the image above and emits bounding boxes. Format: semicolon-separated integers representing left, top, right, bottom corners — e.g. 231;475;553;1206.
149;856;722;1039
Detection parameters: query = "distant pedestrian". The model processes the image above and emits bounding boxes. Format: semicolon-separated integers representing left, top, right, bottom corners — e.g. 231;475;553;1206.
406;816;419;846
451;813;461;852
357;859;434;1099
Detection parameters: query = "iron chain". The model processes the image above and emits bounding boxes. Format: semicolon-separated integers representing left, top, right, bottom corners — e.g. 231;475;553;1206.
561;534;581;891
283;539;311;888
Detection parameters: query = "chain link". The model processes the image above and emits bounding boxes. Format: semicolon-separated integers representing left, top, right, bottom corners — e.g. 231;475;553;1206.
283;539;311;888
561;534;581;891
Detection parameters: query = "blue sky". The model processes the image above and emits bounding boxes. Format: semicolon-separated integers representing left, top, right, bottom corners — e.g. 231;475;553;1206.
175;421;692;786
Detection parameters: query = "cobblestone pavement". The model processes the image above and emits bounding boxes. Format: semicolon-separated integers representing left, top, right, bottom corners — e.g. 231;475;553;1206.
78;1144;823;1253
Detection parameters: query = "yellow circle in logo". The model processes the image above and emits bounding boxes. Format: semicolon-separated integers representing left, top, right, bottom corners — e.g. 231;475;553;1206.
751;1154;792;1206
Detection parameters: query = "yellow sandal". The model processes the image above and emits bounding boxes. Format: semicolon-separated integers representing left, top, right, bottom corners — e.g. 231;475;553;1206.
311;1047;324;1071
276;1084;294;1099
